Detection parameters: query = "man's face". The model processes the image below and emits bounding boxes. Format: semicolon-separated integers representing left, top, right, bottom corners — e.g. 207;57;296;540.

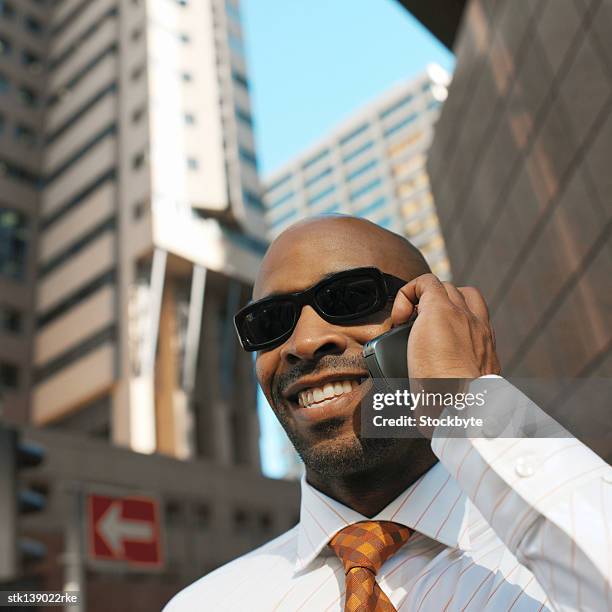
253;217;429;477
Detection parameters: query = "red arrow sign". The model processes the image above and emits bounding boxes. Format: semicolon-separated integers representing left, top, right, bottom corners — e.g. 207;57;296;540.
88;493;163;568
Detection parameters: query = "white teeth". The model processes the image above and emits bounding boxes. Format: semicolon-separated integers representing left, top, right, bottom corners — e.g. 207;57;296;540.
297;379;362;409
323;383;335;400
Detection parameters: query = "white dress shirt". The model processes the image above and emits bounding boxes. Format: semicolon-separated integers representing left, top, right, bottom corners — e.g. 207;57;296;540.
165;380;612;611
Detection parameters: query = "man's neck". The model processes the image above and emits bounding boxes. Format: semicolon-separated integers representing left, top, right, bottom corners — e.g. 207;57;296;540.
305;443;437;518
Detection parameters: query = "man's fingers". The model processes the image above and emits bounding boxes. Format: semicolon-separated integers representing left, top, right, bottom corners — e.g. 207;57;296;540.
397;273;448;305
391;274;449;326
390;289;415;325
458;286;490;322
442;282;468;310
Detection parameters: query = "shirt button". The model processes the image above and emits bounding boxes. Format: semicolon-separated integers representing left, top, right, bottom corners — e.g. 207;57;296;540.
515;456;536;478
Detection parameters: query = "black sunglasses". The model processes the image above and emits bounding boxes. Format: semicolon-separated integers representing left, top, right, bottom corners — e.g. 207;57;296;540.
234;267;407;352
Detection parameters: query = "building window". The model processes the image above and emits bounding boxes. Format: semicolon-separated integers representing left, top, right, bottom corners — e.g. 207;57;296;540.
0;158;40;187
14;123;37;147
304;166;332;188
232;69;249;90
0;72;9;94
0;208;28;281
181;72;193;83
177;0;189;6
131;27;143;42
228;32;243;56
343;140;374;164
346;159;378;183
232;508;249;532
307;184;335;206
132;151;146;170
0;1;15;19
271;207;297;228
0;304;22;333
131;65;144;82
22;49;42;73
18;86;38;107
349;177;382;202
0;35;11;56
0;361;19;390
384;112;418;138
239;147;257;169
303;148;329;170
131;106;146;124
243;189;264;211
179;32;190;44
23;15;43;35
258;512;273;532
339;123;369;147
268;173;292;192
269;190;294;209
187;157;198;170
355;195;387;217
184;113;195;125
195;503;211;528
380;93;414;119
235;107;253;128
322;202;341;214
0;112;4;135
132;199;147;220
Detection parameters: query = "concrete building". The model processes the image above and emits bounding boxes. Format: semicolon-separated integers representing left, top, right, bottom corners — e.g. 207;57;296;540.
263;66;453;281
0;0;270;465
0;1;300;607
400;1;612;458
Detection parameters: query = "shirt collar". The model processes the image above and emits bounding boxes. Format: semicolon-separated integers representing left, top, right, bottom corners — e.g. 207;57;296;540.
294;461;472;574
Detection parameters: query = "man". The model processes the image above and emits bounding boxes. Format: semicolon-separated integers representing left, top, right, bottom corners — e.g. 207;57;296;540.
165;216;611;611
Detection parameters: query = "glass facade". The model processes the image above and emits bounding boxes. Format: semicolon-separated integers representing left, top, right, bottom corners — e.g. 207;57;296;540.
0;207;28;281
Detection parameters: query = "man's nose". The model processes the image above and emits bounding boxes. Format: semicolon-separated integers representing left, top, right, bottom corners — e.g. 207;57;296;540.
279;305;348;364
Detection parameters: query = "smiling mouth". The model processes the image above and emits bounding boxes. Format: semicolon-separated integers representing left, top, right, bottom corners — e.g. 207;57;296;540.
291;378;368;410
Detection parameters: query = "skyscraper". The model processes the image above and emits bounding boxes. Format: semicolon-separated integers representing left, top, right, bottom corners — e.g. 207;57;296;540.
0;2;301;604
0;0;268;465
263;65;452;280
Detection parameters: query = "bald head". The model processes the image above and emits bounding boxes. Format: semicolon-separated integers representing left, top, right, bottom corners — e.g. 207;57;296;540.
254;215;430;299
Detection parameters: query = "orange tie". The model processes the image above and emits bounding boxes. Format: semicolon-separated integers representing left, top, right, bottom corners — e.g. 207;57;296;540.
329;521;412;612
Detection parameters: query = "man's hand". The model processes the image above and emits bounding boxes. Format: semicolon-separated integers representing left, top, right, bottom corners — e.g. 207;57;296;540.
390;273;501;379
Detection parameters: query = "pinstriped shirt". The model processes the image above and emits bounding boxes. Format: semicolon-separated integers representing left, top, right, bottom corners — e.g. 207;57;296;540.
165;382;612;611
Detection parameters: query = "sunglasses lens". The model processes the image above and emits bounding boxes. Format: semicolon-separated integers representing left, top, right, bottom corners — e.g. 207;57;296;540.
242;300;296;347
316;275;382;317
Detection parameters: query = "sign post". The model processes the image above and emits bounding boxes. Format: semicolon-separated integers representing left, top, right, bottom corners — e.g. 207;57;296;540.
87;493;163;570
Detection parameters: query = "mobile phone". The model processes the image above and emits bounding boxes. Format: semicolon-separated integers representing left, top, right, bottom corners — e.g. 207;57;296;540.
363;321;414;380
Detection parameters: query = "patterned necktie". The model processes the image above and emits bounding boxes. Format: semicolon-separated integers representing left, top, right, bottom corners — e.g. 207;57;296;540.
329;521;412;612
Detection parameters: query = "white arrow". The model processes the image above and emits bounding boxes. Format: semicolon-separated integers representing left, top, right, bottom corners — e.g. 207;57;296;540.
97;501;155;555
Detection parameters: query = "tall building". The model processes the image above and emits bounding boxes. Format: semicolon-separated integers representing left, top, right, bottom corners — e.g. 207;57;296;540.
399;1;611;458
0;0;270;466
0;0;301;606
263;65;452;280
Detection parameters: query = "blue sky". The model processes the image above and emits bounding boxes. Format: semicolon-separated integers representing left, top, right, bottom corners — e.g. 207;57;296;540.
240;0;454;477
240;0;454;177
